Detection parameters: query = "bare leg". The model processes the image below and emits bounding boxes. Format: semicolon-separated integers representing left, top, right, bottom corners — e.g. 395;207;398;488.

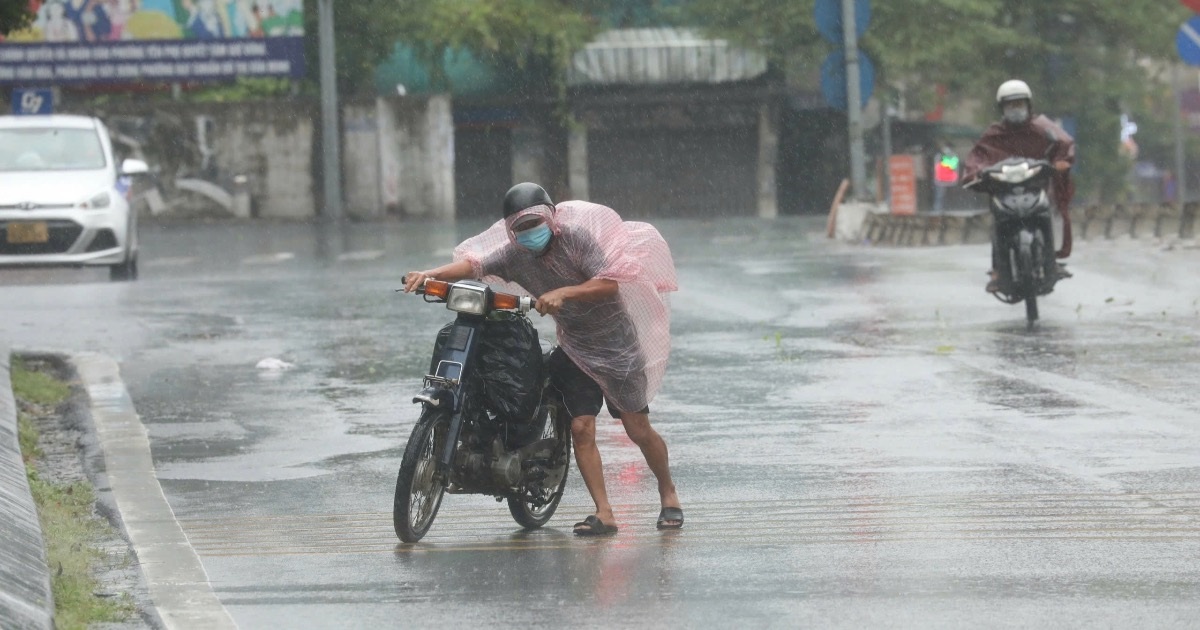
571;415;615;528
619;411;682;525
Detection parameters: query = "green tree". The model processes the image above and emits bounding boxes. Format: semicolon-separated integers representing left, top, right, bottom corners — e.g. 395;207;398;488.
397;0;595;102
301;0;407;95
1;1;35;36
685;0;1192;202
302;0;599;98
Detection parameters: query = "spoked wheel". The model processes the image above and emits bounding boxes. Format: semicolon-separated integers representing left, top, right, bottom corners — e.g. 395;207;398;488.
394;409;448;543
507;408;572;529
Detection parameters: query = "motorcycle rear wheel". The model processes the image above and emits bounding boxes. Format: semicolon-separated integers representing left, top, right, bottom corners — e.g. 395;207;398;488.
394;408;448;543
507;409;572;529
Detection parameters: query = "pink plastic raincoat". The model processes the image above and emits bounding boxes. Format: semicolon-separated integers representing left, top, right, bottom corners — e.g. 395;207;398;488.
454;201;677;413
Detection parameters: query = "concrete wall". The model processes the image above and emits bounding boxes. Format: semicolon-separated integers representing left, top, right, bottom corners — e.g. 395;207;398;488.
97;101;317;219
212;103;316;219
756;103;780;219
0;349;55;630
96;96;456;220
363;95;456;219
342;102;384;219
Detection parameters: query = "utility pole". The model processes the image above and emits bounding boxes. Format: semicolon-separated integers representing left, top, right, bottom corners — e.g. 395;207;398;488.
842;0;867;201
881;103;893;206
318;0;343;220
1174;65;1188;205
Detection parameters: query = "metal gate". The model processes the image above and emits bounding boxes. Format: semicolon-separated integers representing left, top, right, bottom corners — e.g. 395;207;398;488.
454;127;512;220
587;127;757;218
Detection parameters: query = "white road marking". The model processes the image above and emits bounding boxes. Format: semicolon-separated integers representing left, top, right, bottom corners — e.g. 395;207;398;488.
142;257;199;268
242;252;295;265
337;250;385;262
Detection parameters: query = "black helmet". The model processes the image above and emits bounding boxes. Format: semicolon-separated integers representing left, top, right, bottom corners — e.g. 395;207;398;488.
502;182;553;218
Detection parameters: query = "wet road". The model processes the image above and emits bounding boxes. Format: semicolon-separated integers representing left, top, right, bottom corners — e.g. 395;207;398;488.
2;218;1199;628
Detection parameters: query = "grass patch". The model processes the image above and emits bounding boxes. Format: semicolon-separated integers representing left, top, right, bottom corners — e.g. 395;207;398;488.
11;357;70;407
26;472;133;629
12;356;134;629
18;412;41;463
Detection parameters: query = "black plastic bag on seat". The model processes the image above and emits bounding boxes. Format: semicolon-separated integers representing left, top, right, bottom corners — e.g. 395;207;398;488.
478;315;543;424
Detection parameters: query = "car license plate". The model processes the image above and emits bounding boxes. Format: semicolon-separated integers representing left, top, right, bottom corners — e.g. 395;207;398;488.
6;222;50;244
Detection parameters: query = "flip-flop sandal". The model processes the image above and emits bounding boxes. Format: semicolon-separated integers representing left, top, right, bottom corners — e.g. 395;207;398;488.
656;507;684;530
573;515;618;536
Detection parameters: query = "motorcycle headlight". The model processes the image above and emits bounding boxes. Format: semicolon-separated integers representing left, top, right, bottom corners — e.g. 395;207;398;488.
80;191;111;209
993;164;1041;184
446;284;488;315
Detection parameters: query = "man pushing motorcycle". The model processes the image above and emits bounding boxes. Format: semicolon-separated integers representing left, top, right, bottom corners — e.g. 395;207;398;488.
964;79;1076;294
403;182;683;535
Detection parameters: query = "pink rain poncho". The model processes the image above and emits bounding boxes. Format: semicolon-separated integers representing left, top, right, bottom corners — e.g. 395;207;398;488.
454;201;677;414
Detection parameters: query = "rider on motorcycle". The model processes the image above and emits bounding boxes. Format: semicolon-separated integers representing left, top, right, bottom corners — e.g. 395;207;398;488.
964;79;1075;293
403;183;684;535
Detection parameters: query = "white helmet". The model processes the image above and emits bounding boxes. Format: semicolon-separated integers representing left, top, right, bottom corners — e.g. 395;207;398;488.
996;79;1032;105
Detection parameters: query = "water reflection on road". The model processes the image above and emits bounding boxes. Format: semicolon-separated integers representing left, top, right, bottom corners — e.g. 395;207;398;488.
2;218;1199;627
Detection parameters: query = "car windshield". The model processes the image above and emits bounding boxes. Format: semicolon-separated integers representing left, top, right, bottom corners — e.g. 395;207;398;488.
0;127;107;172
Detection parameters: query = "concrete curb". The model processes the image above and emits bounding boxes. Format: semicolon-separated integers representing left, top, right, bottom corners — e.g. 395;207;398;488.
0;349;55;630
72;353;237;630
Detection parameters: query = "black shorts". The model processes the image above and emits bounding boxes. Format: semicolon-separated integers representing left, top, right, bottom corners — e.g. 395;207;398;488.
548;348;649;419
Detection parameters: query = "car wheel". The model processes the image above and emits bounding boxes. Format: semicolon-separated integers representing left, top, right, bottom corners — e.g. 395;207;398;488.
109;251;138;282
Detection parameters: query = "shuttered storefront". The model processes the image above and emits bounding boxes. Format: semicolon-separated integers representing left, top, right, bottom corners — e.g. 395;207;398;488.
454;127;512;220
570;28;769;218
587;126;758;218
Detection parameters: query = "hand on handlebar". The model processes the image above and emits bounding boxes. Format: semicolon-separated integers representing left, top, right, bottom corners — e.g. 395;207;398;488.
534;288;566;316
402;272;429;293
1054;160;1071;173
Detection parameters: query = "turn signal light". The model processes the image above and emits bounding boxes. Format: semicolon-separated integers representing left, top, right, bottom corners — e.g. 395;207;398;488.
492;293;519;310
423;280;450;299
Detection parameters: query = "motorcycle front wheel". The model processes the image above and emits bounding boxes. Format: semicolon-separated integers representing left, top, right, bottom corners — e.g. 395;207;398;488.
507;408;572;529
394;408;449;543
1017;235;1039;327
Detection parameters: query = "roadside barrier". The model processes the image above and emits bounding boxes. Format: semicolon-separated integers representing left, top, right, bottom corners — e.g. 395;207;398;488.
858;203;1198;246
0;349;55;630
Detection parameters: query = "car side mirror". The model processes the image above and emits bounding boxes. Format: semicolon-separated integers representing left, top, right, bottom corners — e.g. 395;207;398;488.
120;158;149;176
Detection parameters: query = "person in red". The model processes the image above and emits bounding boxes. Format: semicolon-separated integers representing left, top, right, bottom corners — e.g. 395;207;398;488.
964;80;1075;293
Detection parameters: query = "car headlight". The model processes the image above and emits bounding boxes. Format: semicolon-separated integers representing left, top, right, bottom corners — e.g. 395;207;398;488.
446;284;488;315
80;191;111;209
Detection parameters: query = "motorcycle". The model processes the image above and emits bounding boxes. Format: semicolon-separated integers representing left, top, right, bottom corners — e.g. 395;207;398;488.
965;156;1065;327
393;277;572;543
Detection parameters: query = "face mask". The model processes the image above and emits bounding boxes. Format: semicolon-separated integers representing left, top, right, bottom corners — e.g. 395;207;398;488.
1003;105;1029;125
515;223;552;253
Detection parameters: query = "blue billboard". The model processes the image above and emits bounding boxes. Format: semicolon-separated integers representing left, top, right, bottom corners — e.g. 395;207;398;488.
0;1;305;84
11;88;55;114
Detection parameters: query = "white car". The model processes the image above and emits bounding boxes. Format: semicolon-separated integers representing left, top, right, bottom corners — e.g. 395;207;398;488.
0;114;148;281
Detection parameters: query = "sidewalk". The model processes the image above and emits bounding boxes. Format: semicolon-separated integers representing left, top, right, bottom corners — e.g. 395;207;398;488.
2;351;233;629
